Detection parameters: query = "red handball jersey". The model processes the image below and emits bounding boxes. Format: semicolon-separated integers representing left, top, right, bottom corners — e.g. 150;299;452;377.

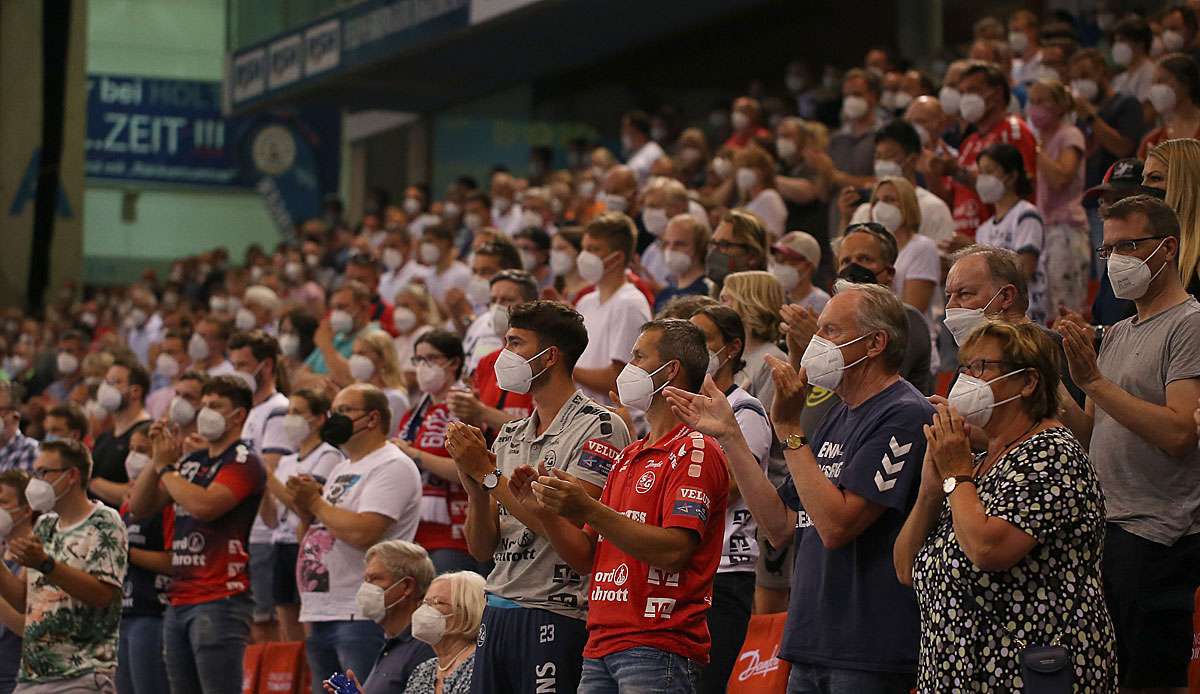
952;114;1038;236
168;441;265;606
583;424;729;664
398;397;469;553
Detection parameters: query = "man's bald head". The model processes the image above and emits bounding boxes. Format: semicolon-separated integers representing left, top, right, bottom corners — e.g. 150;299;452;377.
603;166;637;196
904;96;948;144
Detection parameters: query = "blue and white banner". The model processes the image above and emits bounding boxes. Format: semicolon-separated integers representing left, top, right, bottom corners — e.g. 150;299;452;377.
86;73;342;234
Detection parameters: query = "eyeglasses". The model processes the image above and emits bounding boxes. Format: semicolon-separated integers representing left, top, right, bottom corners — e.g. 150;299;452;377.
32;467;70;480
410;355;448;367
421;597;451;609
1095;236;1166;259
956;359;1016;379
332;405;367;416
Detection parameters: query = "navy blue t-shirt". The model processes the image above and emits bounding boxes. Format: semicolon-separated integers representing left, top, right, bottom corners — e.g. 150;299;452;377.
777;378;932;673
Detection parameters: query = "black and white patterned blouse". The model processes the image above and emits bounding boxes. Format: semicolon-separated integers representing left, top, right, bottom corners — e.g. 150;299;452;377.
402;652;474;694
911;427;1117;692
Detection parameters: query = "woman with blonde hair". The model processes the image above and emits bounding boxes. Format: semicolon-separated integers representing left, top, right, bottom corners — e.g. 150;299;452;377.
1028;77;1089;318
852;176;940;319
1144;137;1200;295
350;329;411;437
403;571;485;694
719;270;787;410
732;145;788;237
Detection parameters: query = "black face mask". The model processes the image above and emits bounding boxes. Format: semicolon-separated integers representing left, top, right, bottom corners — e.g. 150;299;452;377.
706;250;734;285
838;262;879;285
320;412;366;447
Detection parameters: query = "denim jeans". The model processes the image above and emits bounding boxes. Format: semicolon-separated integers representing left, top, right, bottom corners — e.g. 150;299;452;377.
579;647;698;694
116;615;168;694
304;619;385;694
785;662;914;694
162;594;252;694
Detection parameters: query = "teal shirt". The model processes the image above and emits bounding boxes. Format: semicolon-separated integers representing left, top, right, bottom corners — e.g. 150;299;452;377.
304;324;374;374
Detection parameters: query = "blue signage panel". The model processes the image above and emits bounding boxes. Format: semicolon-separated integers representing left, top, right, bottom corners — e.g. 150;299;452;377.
228;0;471;111
86;74;342;235
86;75;242;187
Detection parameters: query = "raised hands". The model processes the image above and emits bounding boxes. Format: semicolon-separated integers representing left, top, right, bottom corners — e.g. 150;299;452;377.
662;375;739;441
149;420;182;470
765;355;807;440
780;304;819;365
924;404;975;480
444;421;494;483
532;468;594;525
1057;319;1101;389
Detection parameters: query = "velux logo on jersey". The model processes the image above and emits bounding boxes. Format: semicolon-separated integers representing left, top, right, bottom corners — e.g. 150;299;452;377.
643;597;676;619
874;436;912;492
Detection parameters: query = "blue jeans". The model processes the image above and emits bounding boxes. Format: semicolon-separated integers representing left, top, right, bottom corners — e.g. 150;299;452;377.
785;662;914;694
579;647;698;694
116;615;168;694
162;594;252;694
304;620;385;694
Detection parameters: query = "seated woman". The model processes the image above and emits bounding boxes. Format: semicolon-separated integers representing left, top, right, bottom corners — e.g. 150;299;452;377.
894;320;1115;691
404;571;485;694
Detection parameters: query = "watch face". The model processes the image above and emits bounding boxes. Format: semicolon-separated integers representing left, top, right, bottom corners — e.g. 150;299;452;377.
942;477;956;494
482;472;499;489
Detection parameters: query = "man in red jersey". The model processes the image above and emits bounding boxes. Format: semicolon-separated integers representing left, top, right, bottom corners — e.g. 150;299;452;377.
129;375;265;694
531;318;728;694
937;61;1038;239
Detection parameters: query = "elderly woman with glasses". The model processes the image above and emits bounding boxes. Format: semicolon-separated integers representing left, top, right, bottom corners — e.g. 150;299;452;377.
894;320;1116;692
403;571;485;694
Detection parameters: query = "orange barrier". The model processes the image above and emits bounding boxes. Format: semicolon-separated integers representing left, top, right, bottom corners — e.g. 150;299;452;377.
257;641;306;694
1190;587;1200;693
243;643;266;694
727;612;791;693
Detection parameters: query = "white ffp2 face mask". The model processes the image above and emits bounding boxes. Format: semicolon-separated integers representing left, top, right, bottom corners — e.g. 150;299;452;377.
494;347;551;394
356;579;406;623
616;360;675;411
948;368;1028;428
411;604;449;646
1108;238;1168;300
348;354;376;382
943;288;1003;346
799;333;873;391
196;407;228;442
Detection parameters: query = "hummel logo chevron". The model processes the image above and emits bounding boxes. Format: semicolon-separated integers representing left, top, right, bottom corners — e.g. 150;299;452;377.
874;470;896;492
880;453;905;475
888;437;912;457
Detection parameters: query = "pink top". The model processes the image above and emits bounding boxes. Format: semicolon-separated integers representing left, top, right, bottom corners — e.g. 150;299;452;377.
1036;124;1087;227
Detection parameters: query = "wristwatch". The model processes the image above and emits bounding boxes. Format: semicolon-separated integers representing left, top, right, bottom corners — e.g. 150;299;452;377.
481;469;502;491
784;433;808;450
37;556;56;576
942;475;976;494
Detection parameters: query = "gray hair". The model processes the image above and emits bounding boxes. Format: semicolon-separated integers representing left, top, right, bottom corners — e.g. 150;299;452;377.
243;285;281;315
951;245;1029;313
833;280;907;371
365;540;436;597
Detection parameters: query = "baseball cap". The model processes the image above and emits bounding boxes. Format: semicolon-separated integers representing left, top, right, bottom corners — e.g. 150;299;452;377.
1083;158;1163;201
772;230;821;266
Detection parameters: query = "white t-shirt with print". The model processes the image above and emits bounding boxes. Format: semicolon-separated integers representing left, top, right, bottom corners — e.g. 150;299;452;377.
297;442;422;622
575;282;652;402
270;442;345;544
975;199;1049;324
721;386;772;572
243;391;292;544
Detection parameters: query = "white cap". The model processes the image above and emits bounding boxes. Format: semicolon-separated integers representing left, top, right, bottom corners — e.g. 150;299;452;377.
773;231;821;266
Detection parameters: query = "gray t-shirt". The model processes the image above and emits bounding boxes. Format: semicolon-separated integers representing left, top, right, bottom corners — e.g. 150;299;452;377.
1092;298;1200;545
486;391;631;620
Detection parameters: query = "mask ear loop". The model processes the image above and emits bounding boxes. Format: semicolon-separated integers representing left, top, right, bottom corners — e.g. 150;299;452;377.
523;347;553;384
838;331;877;372
1144;237;1172;285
